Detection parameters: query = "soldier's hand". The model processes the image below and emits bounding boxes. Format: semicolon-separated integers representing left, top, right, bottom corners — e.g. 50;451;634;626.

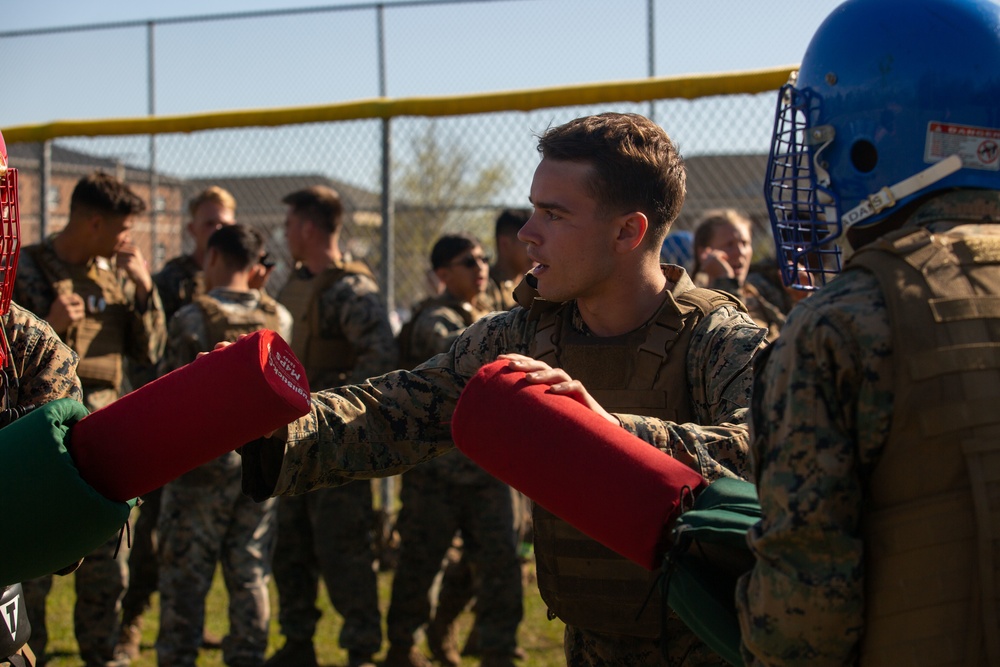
47;292;86;334
115;241;154;298
499;353;620;426
697;249;735;281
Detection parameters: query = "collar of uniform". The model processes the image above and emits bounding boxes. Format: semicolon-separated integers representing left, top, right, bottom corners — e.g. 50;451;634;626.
906;189;1000;229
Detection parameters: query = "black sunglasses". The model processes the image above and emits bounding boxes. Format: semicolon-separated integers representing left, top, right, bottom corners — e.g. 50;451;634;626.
451;255;489;269
260;252;276;269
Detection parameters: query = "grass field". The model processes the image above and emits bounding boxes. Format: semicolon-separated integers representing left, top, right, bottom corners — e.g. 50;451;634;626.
36;559;566;667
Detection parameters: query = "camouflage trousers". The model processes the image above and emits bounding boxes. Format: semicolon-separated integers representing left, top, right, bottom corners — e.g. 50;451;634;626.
271;481;382;656
155;453;277;667
563;621;728;667
387;463;523;656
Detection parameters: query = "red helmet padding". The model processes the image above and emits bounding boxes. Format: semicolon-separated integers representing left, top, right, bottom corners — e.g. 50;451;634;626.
451;359;708;570
69;329;310;502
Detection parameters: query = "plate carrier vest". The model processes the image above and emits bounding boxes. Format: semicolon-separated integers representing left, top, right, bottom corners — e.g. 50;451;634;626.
849;225;1000;666
278;261;374;383
192;293;283;347
520;282;743;638
23;243;130;392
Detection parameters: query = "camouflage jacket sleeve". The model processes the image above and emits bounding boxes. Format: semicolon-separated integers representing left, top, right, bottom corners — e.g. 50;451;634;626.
3;302;83;409
160;303;209;374
735;270;894;666
616;302;768;481
242;308;530;496
317;272;398;386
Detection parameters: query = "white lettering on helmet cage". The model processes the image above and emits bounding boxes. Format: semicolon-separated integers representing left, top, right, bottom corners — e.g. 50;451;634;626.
926;122;1000;171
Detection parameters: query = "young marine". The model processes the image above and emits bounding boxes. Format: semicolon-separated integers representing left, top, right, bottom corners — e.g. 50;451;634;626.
242;112;768;666
736;0;1000;664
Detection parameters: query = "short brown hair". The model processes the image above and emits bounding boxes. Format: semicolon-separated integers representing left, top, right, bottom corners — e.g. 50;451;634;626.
281;185;343;235
188;185;236;218
70;171;146;219
537;113;685;247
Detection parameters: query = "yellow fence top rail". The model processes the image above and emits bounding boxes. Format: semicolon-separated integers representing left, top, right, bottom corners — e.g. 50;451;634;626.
3;66;795;143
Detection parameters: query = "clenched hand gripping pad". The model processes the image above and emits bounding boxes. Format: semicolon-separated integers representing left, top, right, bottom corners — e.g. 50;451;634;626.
451;360;707;570
70;329;311;503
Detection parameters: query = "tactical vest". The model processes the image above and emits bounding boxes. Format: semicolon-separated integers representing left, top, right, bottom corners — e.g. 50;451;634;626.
23;244;129;391
524;284;743;638
278;261;374;383
192;293;283;347
848;225;1000;666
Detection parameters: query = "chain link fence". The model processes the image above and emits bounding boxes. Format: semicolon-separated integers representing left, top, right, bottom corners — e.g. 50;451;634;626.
1;0;840;316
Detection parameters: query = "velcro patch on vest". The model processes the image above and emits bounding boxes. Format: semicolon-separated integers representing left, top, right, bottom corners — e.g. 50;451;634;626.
930;296;1000;322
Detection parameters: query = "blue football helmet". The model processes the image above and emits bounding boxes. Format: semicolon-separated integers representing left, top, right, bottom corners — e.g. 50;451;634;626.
765;0;1000;289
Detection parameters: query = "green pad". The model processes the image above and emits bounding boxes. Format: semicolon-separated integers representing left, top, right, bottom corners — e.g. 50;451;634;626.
664;477;761;667
0;398;136;586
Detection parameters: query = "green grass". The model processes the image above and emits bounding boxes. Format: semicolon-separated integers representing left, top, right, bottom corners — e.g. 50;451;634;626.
38;561;566;666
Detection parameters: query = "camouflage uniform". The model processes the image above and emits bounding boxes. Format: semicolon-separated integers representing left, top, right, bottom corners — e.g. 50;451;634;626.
1;302;83;667
388;293;523;660
699;275;786;343
243;265;767;667
735;191;1000;665
155;288;292;667
16;238;165;667
120;254;206;640
269;266;397;663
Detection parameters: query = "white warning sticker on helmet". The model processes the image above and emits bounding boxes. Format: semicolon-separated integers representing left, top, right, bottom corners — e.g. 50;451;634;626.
925;122;1000;171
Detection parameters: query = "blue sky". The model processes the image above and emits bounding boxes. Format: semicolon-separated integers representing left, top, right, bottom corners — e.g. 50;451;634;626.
3;0;845;126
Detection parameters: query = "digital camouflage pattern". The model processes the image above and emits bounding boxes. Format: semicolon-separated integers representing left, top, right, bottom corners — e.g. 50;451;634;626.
155;288;291;667
388;294;522;658
1;302;83;410
701;276;785;343
735;190;1000;666
268;267;396;663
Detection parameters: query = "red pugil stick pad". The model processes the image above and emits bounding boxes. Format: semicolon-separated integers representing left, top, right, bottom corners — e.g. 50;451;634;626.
452;359;707;570
69;329;310;502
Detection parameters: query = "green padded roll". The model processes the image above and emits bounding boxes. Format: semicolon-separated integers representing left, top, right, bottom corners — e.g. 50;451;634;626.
0;398;136;586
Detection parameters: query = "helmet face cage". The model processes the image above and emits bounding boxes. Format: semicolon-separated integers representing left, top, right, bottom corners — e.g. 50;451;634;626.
0;168;19;314
0;165;19;370
765;82;843;291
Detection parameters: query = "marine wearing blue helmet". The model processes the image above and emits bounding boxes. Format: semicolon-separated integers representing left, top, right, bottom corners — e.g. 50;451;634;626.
738;0;1000;664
